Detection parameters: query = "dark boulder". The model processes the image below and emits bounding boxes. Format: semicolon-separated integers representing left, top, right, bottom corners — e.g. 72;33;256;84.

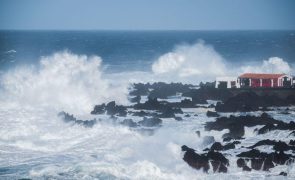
181;145;210;172
279;172;287;176
181;146;229;173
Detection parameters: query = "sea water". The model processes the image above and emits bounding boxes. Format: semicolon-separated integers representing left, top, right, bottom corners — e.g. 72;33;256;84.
0;30;295;179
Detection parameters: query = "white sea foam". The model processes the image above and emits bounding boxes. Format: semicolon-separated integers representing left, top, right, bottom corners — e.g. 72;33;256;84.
152;41;227;82
241;57;293;74
0;51;128;114
151;42;293;82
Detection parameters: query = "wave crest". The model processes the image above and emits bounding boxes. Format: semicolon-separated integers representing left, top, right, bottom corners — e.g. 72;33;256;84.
0;51;128;114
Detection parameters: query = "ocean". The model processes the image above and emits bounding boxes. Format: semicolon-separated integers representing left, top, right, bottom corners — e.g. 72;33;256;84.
0;30;295;179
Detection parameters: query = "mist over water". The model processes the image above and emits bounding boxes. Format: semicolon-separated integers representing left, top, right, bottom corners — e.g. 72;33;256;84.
0;31;295;179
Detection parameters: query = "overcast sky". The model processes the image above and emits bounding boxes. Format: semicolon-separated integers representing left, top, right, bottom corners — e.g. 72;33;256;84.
0;0;294;30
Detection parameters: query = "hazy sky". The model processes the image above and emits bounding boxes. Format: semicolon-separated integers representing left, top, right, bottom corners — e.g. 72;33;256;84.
0;0;294;30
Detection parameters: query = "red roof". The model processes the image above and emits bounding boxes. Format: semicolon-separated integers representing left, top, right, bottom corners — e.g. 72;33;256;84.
239;73;285;79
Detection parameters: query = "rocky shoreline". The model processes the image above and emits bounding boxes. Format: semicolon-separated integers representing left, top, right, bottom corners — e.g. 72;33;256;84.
58;82;295;176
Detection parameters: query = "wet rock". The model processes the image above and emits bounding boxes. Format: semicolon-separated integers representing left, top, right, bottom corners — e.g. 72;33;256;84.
215;92;288;112
237;158;246;168
290;140;295;146
91;104;105;114
210;142;236;151
91;101;127;117
182;146;229;173
138;117;162;127
132;110;151;117
279;172;287;176
181;145;210;172
105;101;127;117
183;86;233;104
257;121;295;135
195;130;201;137
243;166;252;171
58;111;96;128
205;113;281;139
184;114;191;118
206;111;220;117
251;158;263;170
130;95;141;103
175;116;183;121
120;119;138;127
237;158;251;171
248;139;295;152
207;151;229;173
237;149;295;171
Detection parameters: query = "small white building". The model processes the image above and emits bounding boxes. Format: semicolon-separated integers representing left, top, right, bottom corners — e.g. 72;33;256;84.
215;77;240;89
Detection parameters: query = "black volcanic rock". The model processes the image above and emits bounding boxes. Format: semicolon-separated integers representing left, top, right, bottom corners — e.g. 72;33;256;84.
138;117;162;127
237;149;295;171
120;119;138;127
182;145;210;172
91;101;127;117
215;92;289;112
257;121;295;135
58;111;96;128
181;145;229;173
183;86;233;104
209;142;236;151
206;111;220;117
205;113;281;139
130;95;141;103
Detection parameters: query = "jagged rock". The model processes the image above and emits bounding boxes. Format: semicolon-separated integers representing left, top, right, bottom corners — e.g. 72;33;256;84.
91;104;105;114
206;111;220;117
91;101;127;117
182;146;229;173
210;142;236;151
237;149;295;171
120;119;138;127
237;158;251;171
58;111;96;128
279;172;287;176
130;95;141;103
205;113;281;139
257;121;295;135
181;145;210;172
138;117;162;127
248;139;295;152
215;92;290;112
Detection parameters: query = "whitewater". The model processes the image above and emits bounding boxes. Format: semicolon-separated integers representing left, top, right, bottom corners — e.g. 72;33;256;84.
0;38;295;179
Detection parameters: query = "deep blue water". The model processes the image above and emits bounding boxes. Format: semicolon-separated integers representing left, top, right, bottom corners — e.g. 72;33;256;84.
0;30;295;72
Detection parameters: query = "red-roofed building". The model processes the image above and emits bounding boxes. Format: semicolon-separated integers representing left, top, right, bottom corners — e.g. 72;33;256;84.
238;73;293;88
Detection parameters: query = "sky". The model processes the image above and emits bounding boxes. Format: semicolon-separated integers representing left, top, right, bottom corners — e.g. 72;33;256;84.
0;0;294;30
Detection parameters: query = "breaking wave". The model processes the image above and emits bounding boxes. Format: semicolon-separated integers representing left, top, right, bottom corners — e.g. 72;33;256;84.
152;41;293;81
0;51;128;114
